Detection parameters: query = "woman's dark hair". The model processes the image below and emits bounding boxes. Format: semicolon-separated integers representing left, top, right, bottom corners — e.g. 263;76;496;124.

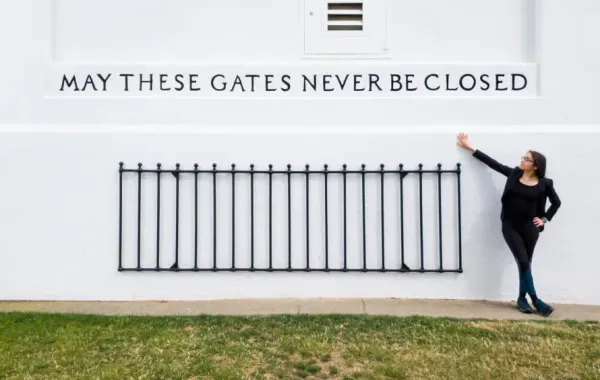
529;150;546;178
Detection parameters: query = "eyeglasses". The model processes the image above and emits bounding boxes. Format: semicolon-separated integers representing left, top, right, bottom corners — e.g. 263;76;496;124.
521;156;535;163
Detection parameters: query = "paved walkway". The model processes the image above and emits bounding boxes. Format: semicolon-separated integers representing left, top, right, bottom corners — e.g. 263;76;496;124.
1;299;599;320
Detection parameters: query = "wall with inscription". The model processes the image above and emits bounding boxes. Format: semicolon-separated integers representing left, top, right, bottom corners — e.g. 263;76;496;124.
1;0;599;304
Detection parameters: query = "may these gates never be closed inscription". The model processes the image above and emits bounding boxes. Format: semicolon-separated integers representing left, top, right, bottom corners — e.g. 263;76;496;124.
48;63;537;98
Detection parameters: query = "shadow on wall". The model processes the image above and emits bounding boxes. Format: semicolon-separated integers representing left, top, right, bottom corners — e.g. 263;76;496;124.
464;164;514;301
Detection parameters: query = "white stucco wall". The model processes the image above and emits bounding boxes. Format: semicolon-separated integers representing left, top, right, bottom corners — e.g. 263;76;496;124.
1;0;599;304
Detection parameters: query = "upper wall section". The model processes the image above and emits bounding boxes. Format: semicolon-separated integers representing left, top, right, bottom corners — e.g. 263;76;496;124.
52;0;534;62
0;0;599;125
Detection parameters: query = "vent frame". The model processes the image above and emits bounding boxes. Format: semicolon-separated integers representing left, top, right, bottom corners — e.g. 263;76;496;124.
304;0;388;55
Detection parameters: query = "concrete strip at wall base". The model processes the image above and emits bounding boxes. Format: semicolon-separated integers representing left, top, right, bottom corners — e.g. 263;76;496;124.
1;299;599;321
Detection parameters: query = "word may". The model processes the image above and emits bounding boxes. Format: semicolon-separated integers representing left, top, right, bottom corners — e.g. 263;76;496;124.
61;74;112;92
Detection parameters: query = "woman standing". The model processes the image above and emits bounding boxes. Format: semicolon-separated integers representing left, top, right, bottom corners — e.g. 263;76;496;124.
457;133;561;316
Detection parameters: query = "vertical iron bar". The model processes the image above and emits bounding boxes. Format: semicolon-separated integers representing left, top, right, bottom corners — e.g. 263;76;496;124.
156;163;161;270
457;163;463;272
231;164;236;271
174;163;180;271
287;164;292;271
212;163;217;271
250;164;255;271
418;163;424;272
399;164;406;271
324;164;329;272
342;164;348;272
380;164;385;271
268;164;273;271
437;163;443;272
362;164;367;272
137;163;142;271
193;164;198;271
305;164;310;271
118;162;124;271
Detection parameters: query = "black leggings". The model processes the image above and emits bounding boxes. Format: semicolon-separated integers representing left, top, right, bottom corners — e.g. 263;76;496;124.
501;220;539;273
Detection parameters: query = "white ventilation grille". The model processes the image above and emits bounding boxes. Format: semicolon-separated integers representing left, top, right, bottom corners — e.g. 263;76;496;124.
305;0;386;54
327;1;364;31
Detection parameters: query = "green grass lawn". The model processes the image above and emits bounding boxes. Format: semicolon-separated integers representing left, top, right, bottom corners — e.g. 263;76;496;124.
0;313;599;380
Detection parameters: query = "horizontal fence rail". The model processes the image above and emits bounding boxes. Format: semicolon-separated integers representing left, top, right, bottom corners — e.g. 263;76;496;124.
118;162;463;273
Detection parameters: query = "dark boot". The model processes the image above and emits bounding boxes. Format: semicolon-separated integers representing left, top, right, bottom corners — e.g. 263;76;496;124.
516;297;533;313
517;271;533;313
534;299;555;317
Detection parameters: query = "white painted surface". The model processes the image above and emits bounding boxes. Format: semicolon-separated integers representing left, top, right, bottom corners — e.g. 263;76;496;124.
1;0;600;304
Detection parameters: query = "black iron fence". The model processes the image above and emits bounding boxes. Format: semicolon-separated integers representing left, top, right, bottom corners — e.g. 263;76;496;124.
118;162;463;273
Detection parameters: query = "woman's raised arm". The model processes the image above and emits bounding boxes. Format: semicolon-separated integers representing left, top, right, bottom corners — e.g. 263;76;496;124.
457;133;514;177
